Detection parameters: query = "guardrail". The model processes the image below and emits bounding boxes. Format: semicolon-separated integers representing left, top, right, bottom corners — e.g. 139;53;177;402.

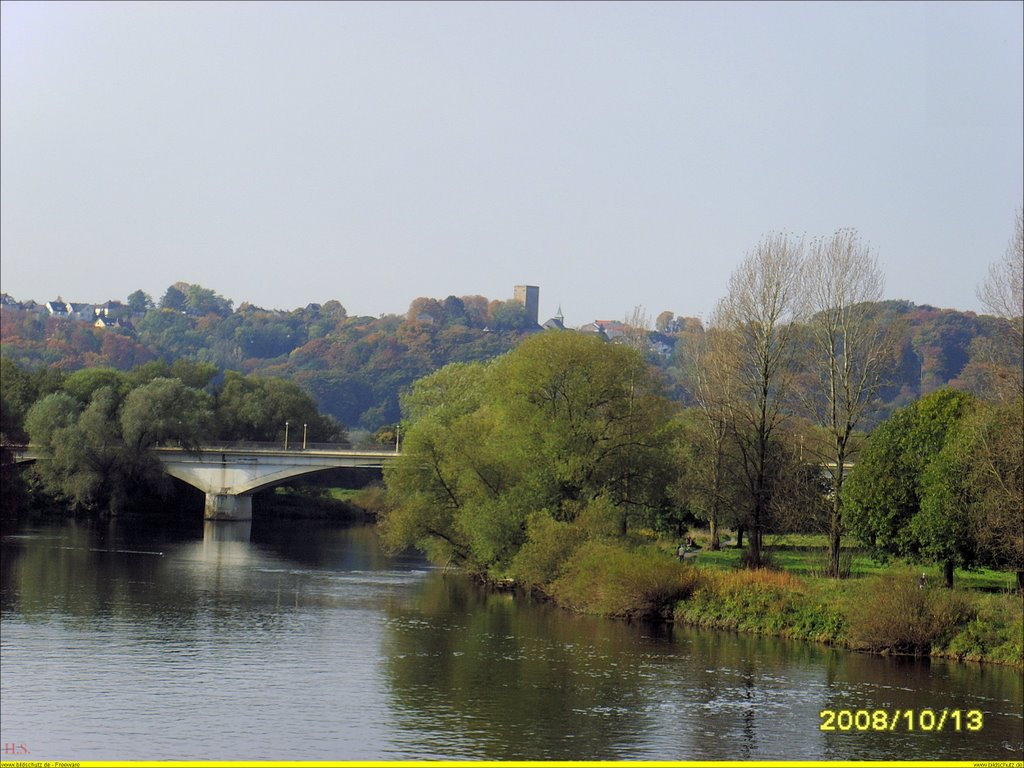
8;442;400;457
153;441;399;453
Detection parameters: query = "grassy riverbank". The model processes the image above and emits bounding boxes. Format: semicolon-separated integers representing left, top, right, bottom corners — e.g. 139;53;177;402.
673;564;1022;667
527;533;1023;669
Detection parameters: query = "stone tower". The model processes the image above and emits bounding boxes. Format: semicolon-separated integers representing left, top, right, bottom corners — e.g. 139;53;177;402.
513;285;539;326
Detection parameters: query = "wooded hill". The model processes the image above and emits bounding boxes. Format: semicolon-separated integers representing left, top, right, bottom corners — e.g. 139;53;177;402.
0;284;1017;432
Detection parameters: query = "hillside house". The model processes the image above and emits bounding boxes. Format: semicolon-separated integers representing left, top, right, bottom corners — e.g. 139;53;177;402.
45;299;94;320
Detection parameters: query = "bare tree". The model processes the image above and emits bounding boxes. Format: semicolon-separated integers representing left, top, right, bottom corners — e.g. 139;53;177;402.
686;326;745;550
617;305;653;534
802;229;895;577
712;233;805;566
979;207;1024;331
976;207;1024;400
623;305;652;352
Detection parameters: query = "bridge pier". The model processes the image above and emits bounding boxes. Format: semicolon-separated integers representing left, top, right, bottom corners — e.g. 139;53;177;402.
204;493;253;521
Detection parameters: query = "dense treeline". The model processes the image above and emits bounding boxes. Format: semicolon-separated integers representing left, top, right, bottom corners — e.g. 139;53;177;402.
0;284;536;430
380;331;1022;592
1;283;1018;432
0;358;344;514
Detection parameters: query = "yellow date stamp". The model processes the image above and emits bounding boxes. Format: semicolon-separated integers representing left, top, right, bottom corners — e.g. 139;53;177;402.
819;708;984;732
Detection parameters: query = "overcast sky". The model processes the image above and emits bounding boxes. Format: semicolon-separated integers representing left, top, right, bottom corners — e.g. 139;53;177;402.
2;1;1021;326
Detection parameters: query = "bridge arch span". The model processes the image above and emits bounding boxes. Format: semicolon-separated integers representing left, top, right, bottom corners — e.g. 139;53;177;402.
155;447;397;520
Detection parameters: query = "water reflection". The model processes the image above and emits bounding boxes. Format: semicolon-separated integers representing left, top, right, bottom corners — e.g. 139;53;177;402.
203;519;253;544
198;520;253;567
1;518;1020;761
383;576;654;758
379;573;1023;761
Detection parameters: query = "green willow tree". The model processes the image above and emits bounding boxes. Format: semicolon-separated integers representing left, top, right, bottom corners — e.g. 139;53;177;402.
25;378;214;512
7;356;348;514
380;332;679;576
0;358;65;442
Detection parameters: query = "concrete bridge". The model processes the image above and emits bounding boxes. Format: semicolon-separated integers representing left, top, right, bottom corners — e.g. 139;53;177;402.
154;445;399;520
12;444;399;521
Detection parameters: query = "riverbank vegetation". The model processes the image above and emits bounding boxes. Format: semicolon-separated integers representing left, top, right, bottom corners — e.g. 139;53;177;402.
671;555;1021;667
252;487;377;521
506;525;1023;666
376;328;1021;663
378;225;1022;666
505;526;1022;667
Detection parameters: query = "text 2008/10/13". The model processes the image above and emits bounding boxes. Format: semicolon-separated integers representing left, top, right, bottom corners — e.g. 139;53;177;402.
819;708;984;732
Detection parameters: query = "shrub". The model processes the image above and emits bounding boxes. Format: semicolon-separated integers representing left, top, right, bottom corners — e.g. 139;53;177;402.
926;587;975;647
351;483;388;514
510;496;634;590
676;568;812;636
509;510;585;589
942;592;1023;665
550;541;704;620
573;493;622;540
846;569;974;655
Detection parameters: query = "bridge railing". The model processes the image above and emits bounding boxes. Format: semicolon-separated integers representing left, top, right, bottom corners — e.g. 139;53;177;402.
153;441;400;454
156;440;337;450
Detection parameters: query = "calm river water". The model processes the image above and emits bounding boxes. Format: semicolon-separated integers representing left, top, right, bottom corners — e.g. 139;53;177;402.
1;516;1021;762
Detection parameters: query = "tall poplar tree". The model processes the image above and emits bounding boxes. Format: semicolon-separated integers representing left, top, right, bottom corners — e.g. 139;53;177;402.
711;233;805;567
802;230;895;577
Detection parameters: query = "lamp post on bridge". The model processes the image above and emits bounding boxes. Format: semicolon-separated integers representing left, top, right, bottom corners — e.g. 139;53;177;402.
284;421;289;451
303;423;308;451
395;423;401;453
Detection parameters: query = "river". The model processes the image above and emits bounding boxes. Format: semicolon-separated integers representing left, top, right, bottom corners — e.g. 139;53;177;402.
1;516;1020;762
